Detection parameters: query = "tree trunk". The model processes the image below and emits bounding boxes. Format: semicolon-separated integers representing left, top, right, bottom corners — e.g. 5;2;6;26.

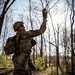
56;24;59;75
40;35;43;57
71;0;74;74
48;29;51;66
44;37;47;68
0;0;15;36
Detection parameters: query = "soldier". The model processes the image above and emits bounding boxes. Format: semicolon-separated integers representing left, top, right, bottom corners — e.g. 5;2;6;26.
12;8;47;75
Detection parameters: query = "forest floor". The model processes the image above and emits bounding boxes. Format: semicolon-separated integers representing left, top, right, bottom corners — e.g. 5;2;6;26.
0;68;70;75
0;55;73;75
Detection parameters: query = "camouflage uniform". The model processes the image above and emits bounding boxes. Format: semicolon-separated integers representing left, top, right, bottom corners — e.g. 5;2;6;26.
12;35;36;75
12;9;47;75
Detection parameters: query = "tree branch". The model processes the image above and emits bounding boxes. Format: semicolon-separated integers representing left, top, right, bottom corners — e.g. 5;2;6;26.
5;0;16;13
48;0;60;12
1;0;10;16
40;0;44;9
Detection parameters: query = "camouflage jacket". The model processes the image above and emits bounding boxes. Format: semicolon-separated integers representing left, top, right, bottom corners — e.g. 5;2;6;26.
15;20;46;53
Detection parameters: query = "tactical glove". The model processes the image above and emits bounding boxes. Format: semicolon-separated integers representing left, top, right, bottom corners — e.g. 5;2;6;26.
42;8;47;19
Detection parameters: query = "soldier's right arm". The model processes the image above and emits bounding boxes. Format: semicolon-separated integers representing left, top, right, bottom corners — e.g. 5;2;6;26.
28;9;47;37
28;19;47;37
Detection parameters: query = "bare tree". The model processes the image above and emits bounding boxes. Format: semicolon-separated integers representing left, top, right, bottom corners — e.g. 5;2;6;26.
48;28;51;66
44;36;48;68
0;0;16;36
70;0;74;74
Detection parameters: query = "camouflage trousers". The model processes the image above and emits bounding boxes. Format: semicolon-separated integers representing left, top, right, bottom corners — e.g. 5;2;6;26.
12;51;32;75
13;68;32;75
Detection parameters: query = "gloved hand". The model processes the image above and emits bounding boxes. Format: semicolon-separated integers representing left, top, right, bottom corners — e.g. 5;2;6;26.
42;8;47;19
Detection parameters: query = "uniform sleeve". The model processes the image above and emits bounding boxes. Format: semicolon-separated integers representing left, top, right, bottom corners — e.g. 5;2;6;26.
28;19;47;37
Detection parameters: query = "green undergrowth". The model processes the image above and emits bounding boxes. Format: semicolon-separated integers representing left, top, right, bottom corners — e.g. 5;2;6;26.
0;55;13;68
35;57;45;71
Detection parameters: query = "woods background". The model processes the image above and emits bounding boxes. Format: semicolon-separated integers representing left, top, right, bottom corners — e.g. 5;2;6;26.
0;0;75;75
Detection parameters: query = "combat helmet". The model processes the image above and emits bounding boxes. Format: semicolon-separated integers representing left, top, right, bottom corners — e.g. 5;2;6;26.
13;21;24;31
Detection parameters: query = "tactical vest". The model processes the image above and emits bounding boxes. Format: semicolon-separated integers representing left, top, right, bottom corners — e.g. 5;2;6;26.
4;31;36;55
16;31;36;53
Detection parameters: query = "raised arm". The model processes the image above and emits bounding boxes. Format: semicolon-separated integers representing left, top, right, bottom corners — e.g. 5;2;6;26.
28;8;47;37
